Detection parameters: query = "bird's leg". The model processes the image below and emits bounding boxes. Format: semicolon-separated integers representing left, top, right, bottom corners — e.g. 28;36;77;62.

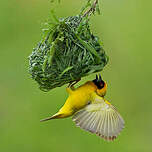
70;78;81;88
67;78;81;94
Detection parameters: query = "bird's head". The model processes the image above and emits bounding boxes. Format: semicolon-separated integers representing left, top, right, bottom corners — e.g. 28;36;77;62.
92;74;107;97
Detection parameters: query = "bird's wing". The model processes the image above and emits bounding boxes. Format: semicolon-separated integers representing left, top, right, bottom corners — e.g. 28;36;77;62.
72;95;125;141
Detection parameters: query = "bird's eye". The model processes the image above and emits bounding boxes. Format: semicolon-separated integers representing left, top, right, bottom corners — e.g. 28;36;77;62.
100;82;104;89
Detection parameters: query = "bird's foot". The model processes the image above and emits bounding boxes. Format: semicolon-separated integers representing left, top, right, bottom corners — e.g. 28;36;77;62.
68;78;81;88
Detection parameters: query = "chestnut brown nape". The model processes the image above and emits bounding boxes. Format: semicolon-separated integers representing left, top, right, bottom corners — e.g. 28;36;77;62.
92;74;105;89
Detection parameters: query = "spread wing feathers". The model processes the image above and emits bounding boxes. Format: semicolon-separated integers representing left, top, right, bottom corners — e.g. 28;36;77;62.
72;98;124;141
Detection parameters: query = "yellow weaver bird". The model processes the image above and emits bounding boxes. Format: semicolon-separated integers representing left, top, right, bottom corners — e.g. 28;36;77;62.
41;74;125;141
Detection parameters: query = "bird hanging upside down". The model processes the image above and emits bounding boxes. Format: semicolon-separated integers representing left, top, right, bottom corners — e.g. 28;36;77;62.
41;74;125;141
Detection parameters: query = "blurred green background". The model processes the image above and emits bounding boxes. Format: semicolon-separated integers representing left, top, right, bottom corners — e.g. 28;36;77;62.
0;0;152;152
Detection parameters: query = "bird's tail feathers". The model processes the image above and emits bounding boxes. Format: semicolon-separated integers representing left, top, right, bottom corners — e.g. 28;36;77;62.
40;113;63;122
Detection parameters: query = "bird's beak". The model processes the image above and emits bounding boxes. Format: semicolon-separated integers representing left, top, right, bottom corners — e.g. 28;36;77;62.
96;74;98;81
95;74;102;81
99;74;102;81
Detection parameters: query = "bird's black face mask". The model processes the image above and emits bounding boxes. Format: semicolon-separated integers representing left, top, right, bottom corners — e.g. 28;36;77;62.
92;74;105;89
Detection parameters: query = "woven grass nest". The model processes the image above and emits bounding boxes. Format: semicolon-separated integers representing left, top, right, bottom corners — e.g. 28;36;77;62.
29;15;108;91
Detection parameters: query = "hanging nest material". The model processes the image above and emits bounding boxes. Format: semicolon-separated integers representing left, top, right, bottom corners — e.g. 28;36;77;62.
29;3;108;91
